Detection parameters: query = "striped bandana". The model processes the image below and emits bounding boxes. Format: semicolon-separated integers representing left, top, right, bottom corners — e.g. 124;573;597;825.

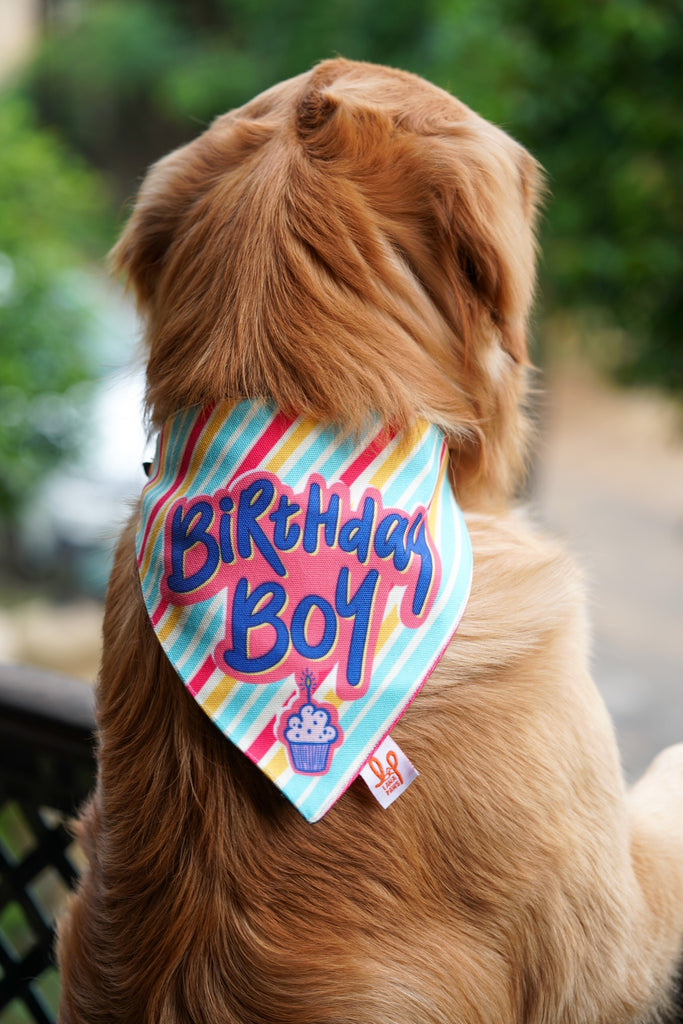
136;400;472;822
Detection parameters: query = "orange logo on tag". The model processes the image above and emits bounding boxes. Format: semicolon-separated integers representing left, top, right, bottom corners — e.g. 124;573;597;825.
368;748;404;795
362;734;419;808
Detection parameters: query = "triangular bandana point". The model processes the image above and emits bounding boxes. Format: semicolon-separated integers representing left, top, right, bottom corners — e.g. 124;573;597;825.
137;400;472;822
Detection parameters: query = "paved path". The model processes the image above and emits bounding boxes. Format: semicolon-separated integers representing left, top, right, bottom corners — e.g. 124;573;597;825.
533;371;683;782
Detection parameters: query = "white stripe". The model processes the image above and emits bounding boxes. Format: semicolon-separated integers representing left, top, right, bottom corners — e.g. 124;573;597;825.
175;593;225;672
194;668;229;706
268;421;326;479
395;433;442;510
236;680;296;749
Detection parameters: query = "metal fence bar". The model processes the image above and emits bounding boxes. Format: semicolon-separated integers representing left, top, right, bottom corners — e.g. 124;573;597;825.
0;664;95;1023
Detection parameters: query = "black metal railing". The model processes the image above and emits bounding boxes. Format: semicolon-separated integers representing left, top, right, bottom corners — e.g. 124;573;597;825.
0;664;95;1024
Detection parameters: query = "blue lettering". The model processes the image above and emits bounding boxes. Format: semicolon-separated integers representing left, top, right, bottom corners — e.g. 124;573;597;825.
373;512;410;570
303;482;340;553
218;496;235;564
269;494;301;550
237;478;286;577
405;513;434;616
291;595;337;660
222;579;289;674
167;501;219;594
338;496;376;564
335;567;379;688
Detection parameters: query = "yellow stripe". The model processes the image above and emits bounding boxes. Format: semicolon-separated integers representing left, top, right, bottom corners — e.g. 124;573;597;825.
369;420;430;491
265;417;317;474
157;605;184;643
140;407;228;577
148;421;170;486
374;606;400;656
322;688;343;710
262;747;289;781
201;675;238;717
428;448;449;535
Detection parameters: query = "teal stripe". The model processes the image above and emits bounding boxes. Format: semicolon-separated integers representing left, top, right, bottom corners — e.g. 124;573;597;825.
316;430;371;481
218;683;280;745
137;407;194;551
192;400;276;493
381;429;442;509
279;426;337;486
166;599;225;678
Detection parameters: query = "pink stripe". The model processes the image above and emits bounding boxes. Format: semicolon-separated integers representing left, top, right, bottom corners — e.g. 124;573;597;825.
151;603;166;627
187;654;218;697
339;427;396;486
233;410;294;476
245;716;277;762
138;405;214;561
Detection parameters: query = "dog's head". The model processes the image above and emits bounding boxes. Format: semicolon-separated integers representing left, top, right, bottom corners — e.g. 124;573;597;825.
112;58;542;507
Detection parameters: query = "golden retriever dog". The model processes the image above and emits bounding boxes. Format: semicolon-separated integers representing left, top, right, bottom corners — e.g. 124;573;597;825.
57;58;683;1023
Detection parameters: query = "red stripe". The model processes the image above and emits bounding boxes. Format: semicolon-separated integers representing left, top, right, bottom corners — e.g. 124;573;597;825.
138;405;214;560
151;603;166;627
245;716;277;762
187;654;218;697
339;426;396;486
232;409;294;477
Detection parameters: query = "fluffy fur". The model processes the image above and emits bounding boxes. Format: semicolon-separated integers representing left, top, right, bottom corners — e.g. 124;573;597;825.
57;59;683;1023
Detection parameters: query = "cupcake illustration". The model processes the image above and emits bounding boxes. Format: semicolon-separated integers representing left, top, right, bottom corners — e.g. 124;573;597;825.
283;670;340;774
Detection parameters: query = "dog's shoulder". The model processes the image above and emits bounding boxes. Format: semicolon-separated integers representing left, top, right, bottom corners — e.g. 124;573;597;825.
440;508;588;683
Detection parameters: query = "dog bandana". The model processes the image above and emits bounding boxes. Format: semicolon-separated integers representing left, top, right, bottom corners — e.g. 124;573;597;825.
136;400;472;822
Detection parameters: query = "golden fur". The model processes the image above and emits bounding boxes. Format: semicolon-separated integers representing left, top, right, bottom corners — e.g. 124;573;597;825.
57;59;683;1023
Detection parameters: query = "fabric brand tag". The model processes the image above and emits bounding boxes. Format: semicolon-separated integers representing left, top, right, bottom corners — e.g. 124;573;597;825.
360;735;418;808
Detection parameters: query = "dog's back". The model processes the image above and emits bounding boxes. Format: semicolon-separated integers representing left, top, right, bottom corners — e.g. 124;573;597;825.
58;59;683;1024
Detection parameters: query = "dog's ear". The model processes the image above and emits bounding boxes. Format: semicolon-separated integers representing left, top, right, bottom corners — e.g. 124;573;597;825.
295;70;391;160
428;129;543;369
293;63;542;370
109;147;191;310
110;116;274;310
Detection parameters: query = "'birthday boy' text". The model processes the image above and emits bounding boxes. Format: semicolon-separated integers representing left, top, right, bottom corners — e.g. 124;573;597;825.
161;471;441;699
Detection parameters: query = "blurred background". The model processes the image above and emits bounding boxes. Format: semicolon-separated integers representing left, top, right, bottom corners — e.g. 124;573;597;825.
0;0;681;778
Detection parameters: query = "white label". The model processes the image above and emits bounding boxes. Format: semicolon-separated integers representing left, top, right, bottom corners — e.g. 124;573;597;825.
360;735;418;809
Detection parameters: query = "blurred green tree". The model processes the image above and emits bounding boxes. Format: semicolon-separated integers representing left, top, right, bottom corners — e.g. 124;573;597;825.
496;0;682;390
22;0;683;393
0;95;110;561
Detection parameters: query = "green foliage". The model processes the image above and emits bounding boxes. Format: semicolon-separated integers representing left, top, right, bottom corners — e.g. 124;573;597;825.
0;96;110;526
24;0;441;185
491;0;683;389
21;0;683;394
